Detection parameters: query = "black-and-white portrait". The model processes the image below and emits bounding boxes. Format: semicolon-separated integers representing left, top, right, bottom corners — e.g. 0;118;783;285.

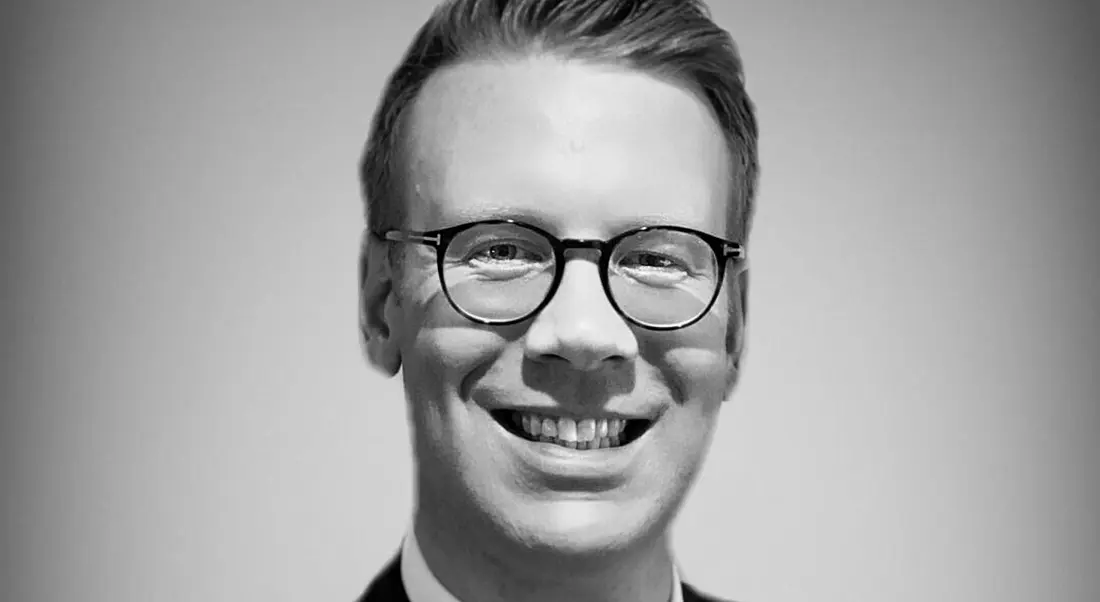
2;1;1097;601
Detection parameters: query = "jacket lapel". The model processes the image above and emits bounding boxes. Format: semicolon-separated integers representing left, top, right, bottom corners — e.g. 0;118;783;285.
357;554;409;602
682;580;731;602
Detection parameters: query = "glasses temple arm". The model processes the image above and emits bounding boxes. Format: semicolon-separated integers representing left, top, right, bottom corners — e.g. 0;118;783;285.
385;231;443;246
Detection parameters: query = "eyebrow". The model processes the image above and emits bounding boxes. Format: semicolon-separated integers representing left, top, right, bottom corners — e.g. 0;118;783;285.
446;205;548;226
438;204;709;234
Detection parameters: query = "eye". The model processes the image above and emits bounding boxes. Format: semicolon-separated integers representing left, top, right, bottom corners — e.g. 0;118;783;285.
481;243;523;261
619;251;688;271
469;242;544;263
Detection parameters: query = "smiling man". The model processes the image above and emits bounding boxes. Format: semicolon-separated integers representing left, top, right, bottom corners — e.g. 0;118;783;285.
356;1;758;601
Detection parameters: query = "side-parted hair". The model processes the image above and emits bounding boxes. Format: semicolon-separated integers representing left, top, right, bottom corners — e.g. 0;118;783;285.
360;0;759;242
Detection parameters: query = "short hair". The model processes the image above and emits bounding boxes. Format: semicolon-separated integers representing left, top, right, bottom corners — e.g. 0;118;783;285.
360;0;759;243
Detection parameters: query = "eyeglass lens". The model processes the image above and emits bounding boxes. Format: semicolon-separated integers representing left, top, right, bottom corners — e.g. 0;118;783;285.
440;223;720;327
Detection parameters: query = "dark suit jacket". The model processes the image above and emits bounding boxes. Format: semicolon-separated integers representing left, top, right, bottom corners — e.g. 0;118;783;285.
357;554;732;602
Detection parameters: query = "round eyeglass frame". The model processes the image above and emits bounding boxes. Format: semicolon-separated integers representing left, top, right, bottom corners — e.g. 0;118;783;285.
383;219;747;331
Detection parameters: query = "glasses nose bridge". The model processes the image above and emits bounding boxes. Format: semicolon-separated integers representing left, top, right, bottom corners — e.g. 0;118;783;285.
551;238;613;293
546;237;611;305
557;237;608;259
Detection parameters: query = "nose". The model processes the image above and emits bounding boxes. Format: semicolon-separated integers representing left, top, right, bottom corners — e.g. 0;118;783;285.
523;255;639;370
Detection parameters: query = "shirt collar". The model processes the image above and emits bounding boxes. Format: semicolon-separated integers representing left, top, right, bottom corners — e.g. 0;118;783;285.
400;527;683;602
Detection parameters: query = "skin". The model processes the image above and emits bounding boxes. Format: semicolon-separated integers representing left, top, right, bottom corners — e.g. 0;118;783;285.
361;54;747;602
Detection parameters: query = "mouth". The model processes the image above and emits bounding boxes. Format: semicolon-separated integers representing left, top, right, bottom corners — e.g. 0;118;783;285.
490;410;654;450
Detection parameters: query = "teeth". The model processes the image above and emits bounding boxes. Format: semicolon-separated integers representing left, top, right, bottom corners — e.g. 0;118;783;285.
557;418;577;442
514;412;639;450
577;419;596;442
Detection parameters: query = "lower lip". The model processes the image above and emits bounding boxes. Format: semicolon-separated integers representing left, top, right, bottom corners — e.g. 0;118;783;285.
488;411;649;487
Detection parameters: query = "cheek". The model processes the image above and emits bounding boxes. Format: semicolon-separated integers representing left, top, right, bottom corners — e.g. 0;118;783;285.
400;325;506;466
641;316;734;410
397;278;509;407
663;347;732;407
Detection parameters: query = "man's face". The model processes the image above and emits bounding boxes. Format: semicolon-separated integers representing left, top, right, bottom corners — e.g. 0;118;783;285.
369;55;743;557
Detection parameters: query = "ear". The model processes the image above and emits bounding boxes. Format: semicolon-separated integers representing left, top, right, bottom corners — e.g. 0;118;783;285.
724;267;749;399
359;229;402;377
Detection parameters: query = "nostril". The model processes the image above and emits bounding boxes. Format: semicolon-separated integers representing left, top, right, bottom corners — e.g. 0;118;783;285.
560;352;626;372
532;335;636;368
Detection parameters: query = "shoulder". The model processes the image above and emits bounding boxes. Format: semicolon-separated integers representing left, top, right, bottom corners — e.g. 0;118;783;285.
682;580;739;602
356;554;408;602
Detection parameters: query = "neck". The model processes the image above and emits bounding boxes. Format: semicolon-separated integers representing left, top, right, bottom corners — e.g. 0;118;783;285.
413;507;675;602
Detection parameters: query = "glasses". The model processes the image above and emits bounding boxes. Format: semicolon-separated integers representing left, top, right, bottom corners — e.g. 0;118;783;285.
384;219;746;331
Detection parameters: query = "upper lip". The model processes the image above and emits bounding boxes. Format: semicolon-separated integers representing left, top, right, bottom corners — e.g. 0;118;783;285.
471;387;665;421
494;406;660;422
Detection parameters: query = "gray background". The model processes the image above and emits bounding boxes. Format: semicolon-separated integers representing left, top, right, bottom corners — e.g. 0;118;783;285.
2;1;1097;601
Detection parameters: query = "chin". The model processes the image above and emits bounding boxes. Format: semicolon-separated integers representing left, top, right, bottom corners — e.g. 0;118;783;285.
487;493;672;560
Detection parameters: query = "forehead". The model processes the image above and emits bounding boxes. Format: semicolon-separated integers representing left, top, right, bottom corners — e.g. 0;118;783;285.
403;55;731;236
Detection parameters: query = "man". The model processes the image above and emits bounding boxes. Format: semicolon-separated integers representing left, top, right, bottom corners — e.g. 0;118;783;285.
357;0;758;600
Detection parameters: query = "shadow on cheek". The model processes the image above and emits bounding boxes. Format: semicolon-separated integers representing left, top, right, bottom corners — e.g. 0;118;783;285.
407;322;510;406
637;331;735;407
459;357;495;402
